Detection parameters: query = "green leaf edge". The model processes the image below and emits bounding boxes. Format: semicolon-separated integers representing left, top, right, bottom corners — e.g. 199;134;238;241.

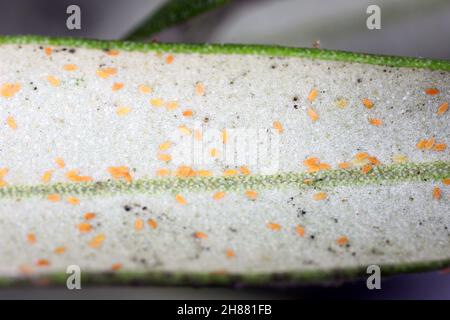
0;35;449;71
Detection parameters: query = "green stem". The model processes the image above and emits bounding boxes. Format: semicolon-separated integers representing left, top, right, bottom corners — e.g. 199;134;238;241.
124;0;230;40
0;161;448;199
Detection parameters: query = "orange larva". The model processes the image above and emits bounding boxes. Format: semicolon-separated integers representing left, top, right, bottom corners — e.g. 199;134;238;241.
296;225;305;237
36;259;50;267
54;247;66;254
175;194;187;205
84;212;96;220
213;191;226;200
195;82;205;96
134;218;144;231
313;192;328;201
194;231;208;239
47;194;61;202
147;219;158;230
226;249;235;258
437;102;448;115
112;82;124;91
307;107;319;122
89;234;105;248
368;118;382;126
433;187;442;200
166;54;174;64
336;236;349;246
362;98;374;109
111;263;122;271
63;64;78;71
267;222;281;231
307;88;318;102
273;121;283;133
66;196;80;205
245;190;258;200
77;223;93;233
425;88;439;95
224;169;238;176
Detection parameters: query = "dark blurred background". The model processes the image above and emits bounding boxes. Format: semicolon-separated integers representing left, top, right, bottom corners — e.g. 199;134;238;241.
0;0;449;299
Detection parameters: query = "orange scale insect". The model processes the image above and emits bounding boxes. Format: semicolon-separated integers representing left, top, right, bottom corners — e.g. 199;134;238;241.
134;218;144;231
194;231;208;239
197;170;212;177
313;192;328;201
96;67;117;79
226;249;235;259
195;82;205;96
433;187;442;200
66;196;80;205
336;236;349;246
425;88;440;95
6;116;17;130
1;83;21;98
47;194;61;202
65;170;93;183
433;143;447;152
157;153;172;162
175;194;187;205
175;166;196;178
338;162;350;169
112;82;124;91
27;233;37;244
166;54;174;64
107;166;132;182
307;88;318;102
36;259;50;267
267;222;281;232
437;102;448;116
239;166;251;175
156;168;171;177
89;234;105;248
223;169;238;176
54;247;66;254
77;223;93;233
111;263;122;271
362;98;374;109
245;190;258;200
296;225;306;237
307;107;319;122
147;219;158;230
213;191;226;200
361;164;373;174
273;121;283;133
182;109;194;117
84;212;96;220
424;138;435;150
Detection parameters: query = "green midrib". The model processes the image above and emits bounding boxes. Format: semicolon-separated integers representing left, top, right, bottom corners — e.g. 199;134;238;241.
0;161;448;199
0;35;449;71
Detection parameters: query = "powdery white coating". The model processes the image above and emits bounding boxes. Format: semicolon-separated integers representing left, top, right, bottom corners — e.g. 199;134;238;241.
0;44;448;278
0;181;448;276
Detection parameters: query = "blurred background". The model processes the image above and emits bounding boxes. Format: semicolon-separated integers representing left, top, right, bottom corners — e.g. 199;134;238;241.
0;0;449;299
